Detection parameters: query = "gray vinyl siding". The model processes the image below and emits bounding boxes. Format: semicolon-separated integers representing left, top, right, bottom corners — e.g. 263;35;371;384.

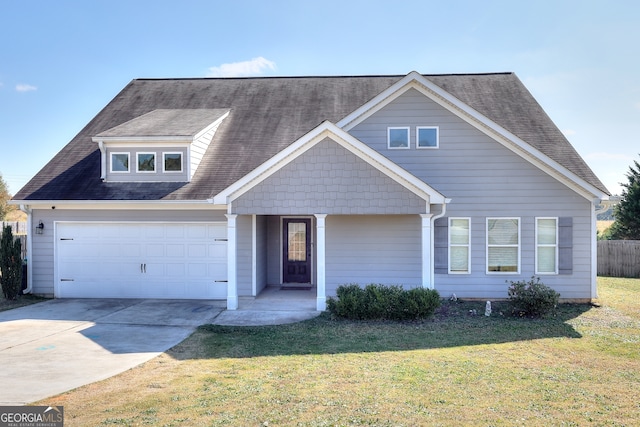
325;215;421;296
236;215;253;297
29;208;227;297
105;147;189;182
233;138;426;215
266;215;281;286
350;88;595;299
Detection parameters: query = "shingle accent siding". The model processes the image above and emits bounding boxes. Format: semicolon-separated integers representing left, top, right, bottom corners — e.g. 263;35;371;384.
233;138;427;215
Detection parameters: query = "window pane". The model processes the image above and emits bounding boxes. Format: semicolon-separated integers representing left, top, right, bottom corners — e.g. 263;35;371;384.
418;127;438;147
111;154;129;172
138;153;155;172
538;247;556;273
164;153;182;172
288;222;306;262
488;247;518;272
488;219;518;245
450;246;469;272
538;219;557;244
450;219;469;244
389;128;409;148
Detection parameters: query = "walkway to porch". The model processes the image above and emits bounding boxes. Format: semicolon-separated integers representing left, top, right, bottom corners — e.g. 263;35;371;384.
211;286;320;326
243;286;317;311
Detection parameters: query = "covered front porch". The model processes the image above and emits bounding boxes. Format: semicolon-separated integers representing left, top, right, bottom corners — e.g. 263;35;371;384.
212;123;450;311
225;213;442;311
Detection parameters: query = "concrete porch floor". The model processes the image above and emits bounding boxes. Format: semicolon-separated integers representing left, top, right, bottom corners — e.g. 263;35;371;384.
210;286;321;326
244;286;317;310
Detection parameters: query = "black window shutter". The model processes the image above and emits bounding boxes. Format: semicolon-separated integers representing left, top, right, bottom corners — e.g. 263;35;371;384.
434;217;448;274
558;217;573;275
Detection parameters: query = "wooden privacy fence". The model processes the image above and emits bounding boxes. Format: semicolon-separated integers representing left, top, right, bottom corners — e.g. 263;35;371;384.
1;221;27;235
598;240;640;278
0;222;28;260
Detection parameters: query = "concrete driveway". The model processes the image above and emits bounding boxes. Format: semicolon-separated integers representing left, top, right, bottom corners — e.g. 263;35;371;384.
0;299;225;405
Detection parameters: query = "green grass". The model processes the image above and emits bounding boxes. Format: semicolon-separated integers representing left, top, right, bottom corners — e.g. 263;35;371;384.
0;293;47;312
41;278;640;426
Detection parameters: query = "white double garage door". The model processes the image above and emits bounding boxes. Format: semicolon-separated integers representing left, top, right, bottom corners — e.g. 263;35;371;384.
55;222;227;299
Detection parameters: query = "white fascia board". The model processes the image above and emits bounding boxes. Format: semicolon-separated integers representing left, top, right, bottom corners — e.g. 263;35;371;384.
10;200;226;211
338;71;607;201
193;110;230;140
212;120;447;205
92;137;192;145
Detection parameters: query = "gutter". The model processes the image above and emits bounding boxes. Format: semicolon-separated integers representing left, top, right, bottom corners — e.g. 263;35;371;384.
18;204;33;295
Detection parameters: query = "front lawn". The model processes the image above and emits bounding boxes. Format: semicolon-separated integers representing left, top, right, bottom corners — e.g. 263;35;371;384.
41;277;640;426
0;294;46;312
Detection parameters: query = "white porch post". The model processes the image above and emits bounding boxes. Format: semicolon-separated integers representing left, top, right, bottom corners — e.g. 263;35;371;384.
420;214;434;289
225;214;238;310
314;214;327;311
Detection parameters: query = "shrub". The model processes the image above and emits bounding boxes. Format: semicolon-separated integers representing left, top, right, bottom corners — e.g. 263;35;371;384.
0;225;23;300
326;283;441;321
507;276;560;318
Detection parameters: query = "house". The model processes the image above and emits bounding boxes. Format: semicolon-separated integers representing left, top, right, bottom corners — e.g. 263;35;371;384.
12;72;610;310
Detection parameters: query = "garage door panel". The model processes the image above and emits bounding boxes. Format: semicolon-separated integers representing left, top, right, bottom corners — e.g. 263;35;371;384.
145;243;165;258
209;242;226;259
166;225;185;239
56;222;227;299
188;244;207;257
186;224;208;239
144;224;166;239
166;244;185;257
166;263;186;277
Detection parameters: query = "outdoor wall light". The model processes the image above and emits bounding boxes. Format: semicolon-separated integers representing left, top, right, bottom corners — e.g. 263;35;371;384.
35;220;45;235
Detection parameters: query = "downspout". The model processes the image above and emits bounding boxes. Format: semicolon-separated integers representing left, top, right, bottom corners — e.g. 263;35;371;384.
98;141;106;180
19;204;33;294
430;199;450;287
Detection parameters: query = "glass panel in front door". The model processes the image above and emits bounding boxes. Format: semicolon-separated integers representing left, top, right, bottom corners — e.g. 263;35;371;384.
288;222;307;262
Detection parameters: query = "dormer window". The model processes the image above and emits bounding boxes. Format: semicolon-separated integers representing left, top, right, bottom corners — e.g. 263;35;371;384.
163;152;183;172
136;153;156;173
94;109;230;183
110;153;130;173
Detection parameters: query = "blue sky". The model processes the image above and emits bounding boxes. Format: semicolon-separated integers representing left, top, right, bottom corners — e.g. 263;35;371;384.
1;0;638;196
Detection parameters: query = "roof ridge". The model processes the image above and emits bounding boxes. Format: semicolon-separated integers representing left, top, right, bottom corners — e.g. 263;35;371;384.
132;72;514;82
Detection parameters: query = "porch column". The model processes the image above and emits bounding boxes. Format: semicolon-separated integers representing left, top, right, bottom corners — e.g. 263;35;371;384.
225;214;238;310
315;214;327;311
420;214;434;289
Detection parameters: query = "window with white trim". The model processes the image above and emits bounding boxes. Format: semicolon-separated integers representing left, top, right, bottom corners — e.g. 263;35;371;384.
163;152;183;173
137;152;156;172
536;217;558;274
449;217;470;273
487;218;520;273
110;153;129;173
417;126;439;149
387;127;410;149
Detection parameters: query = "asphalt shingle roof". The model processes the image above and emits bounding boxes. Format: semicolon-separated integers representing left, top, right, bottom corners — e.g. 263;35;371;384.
13;73;608;201
95;109;230;138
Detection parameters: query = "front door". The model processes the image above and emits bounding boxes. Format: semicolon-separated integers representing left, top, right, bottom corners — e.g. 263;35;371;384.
283;218;312;283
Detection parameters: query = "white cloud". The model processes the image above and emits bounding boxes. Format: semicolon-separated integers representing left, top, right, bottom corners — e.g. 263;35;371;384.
207;57;276;77
16;83;37;92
